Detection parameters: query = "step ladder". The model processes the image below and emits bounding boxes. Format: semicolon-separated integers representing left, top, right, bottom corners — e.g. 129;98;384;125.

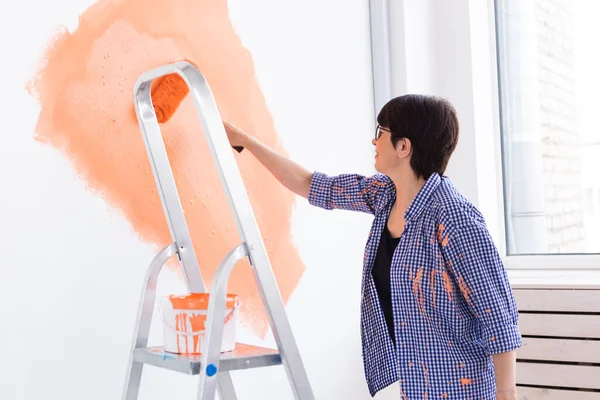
122;61;314;400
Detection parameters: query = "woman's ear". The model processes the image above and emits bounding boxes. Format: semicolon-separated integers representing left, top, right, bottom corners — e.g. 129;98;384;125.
396;137;412;159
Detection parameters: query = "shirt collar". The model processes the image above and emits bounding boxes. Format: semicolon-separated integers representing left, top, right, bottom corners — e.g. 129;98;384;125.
402;172;441;222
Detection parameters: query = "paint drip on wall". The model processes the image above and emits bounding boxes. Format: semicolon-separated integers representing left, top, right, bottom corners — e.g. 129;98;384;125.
26;0;305;336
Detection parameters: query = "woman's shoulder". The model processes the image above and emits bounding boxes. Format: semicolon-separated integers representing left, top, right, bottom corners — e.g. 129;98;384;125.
364;172;393;186
430;176;486;228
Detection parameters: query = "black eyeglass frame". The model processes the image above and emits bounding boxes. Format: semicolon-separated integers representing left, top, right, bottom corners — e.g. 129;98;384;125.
375;125;394;140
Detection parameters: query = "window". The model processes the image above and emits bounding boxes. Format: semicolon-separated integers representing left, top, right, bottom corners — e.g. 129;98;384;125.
495;0;600;255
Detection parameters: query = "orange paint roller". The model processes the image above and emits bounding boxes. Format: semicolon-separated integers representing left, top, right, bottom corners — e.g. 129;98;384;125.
150;73;244;152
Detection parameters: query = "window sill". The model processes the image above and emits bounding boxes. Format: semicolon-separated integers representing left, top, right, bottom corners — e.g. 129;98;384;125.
507;268;600;289
503;254;600;269
504;254;600;288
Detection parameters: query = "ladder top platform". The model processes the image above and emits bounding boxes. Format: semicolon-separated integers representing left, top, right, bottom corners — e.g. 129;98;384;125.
133;344;282;375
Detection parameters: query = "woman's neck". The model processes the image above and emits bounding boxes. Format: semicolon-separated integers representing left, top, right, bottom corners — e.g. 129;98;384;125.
390;170;426;216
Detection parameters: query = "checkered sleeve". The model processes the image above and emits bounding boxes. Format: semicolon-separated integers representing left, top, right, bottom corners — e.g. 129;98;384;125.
439;214;522;355
307;171;391;214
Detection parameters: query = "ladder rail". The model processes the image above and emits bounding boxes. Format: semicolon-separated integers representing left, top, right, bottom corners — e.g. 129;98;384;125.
133;65;240;400
128;61;314;400
133;73;206;294
175;61;314;400
123;242;177;400
198;243;248;399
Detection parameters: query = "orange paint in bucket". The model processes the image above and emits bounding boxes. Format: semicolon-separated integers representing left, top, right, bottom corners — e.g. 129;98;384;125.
160;293;239;355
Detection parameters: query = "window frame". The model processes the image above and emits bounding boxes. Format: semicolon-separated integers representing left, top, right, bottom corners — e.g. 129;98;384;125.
370;0;600;282
491;0;600;270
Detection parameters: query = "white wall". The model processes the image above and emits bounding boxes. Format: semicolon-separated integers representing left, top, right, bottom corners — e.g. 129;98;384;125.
0;0;397;399
388;0;504;248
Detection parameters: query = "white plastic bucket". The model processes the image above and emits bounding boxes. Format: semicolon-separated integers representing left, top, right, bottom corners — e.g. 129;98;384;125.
159;293;239;355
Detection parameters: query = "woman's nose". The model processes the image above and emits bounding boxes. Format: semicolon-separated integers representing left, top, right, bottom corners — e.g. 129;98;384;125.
371;138;377;146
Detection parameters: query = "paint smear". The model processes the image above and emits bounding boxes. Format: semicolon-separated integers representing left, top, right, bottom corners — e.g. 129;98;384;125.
399;385;408;400
457;274;474;307
188;313;205;352
26;0;305;337
175;313;184;353
429;269;436;308
413;267;425;316
437;224;449;247
421;361;430;398
442;271;453;301
460;377;473;387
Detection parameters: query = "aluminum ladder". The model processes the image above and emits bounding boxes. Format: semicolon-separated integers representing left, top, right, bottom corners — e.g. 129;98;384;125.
122;61;314;400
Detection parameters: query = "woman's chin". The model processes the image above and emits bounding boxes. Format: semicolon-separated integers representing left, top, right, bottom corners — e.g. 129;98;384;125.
374;160;384;174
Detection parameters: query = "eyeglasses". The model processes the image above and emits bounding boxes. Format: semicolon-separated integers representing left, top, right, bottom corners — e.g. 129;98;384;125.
375;125;393;140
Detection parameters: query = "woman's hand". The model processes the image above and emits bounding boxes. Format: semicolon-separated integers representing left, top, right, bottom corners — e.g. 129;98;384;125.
223;121;251;149
496;388;518;400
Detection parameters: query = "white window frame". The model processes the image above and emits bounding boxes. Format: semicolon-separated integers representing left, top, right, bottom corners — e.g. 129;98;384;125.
368;0;600;286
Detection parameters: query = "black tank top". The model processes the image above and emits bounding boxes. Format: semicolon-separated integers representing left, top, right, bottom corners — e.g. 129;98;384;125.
371;225;400;345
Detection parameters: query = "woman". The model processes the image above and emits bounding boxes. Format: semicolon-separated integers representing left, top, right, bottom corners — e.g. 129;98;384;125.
224;94;521;399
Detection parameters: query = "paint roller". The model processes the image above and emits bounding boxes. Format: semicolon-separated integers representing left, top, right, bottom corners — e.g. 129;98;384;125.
149;73;244;152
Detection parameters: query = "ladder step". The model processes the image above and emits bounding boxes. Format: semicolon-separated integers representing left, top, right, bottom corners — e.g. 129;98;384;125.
133;344;282;375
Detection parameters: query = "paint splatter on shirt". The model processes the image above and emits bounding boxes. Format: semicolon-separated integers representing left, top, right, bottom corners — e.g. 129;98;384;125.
308;171;522;398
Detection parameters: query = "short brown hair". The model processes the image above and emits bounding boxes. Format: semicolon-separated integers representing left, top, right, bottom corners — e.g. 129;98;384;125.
377;94;459;179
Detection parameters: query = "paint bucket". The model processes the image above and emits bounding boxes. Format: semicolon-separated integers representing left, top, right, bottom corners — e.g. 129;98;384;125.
159;293;239;355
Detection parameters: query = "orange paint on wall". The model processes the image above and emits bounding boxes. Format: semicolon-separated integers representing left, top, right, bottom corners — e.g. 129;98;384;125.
26;0;305;336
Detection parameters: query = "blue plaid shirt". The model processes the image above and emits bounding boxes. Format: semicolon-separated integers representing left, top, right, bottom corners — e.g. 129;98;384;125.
308;171;522;399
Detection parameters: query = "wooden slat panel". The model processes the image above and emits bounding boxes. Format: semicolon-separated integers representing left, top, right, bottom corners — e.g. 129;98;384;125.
519;313;600;338
517;362;600;390
514;289;600;312
517;386;600;400
518;337;600;363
